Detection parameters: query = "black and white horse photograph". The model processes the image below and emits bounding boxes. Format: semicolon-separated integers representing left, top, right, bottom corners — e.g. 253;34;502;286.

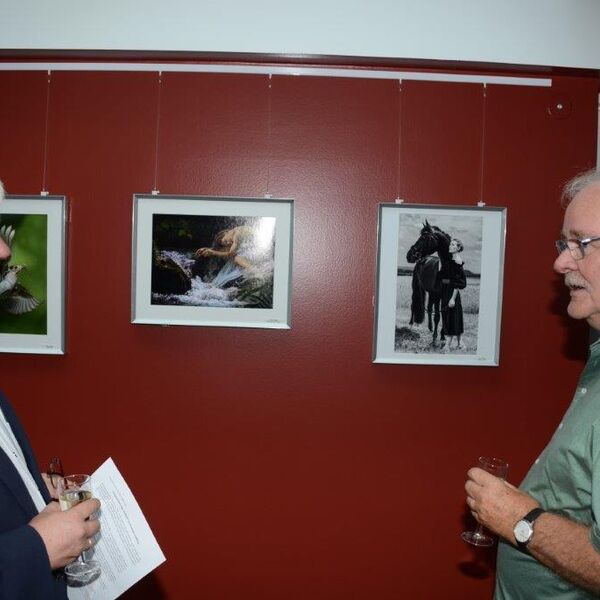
395;213;483;355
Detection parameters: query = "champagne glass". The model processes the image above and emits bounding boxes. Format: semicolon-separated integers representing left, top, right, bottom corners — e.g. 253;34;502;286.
57;474;101;583
461;456;509;547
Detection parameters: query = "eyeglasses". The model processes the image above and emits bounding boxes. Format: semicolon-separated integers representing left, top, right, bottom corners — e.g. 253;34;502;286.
555;235;600;260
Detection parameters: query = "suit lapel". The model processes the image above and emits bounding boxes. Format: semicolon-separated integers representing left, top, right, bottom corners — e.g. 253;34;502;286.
0;391;49;514
0;445;39;517
8;410;51;504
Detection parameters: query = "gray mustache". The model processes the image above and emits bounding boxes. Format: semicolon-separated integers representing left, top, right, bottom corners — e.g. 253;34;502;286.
565;274;589;289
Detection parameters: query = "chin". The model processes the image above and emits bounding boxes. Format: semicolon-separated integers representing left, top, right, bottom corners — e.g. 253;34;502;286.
567;301;594;321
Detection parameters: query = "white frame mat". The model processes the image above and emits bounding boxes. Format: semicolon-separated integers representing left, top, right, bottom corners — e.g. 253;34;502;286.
0;195;66;355
373;203;506;366
132;195;294;329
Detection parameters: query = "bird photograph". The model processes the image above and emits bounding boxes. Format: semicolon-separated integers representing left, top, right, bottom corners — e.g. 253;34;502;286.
0;215;47;336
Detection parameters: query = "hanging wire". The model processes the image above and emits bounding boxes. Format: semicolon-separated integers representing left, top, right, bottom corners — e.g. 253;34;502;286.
152;71;163;195
477;84;487;207
395;79;404;203
265;74;273;198
41;70;52;196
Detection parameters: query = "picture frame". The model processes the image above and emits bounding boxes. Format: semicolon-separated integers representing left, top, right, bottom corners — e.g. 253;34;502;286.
0;195;67;354
132;195;294;329
373;203;506;366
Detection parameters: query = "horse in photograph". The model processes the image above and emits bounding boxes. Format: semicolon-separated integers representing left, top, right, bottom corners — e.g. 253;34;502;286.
406;221;451;346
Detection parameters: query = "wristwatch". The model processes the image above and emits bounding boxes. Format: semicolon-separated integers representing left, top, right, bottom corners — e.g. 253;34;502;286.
514;507;546;550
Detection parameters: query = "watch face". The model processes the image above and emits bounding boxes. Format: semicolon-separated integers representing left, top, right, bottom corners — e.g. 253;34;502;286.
514;520;533;543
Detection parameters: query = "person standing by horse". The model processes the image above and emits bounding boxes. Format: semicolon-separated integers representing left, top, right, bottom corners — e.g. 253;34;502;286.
440;237;466;351
406;221;452;347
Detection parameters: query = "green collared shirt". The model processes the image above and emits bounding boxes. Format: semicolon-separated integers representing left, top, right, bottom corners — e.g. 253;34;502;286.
496;339;600;599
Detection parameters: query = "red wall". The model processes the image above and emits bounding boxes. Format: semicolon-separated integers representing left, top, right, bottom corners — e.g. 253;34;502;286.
0;66;597;599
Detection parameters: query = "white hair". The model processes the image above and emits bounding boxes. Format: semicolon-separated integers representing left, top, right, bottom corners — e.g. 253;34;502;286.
562;168;600;207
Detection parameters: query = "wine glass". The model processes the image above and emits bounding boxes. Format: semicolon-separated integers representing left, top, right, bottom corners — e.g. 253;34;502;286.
461;456;509;547
57;474;101;583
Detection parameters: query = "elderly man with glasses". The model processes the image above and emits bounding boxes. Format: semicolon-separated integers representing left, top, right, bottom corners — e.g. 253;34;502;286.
465;169;600;599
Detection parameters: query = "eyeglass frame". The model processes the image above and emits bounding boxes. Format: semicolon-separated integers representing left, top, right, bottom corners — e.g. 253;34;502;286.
555;235;600;260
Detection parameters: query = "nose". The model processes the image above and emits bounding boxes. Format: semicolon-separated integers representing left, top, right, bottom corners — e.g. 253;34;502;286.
554;247;577;274
0;237;10;261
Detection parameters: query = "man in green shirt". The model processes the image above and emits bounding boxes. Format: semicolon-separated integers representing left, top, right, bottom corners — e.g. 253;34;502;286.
465;169;600;598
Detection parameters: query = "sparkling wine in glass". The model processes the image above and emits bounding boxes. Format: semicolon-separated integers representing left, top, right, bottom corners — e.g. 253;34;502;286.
57;474;101;583
461;456;509;547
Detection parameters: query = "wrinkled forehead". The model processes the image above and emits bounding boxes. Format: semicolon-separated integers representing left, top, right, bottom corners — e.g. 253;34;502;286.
563;183;600;238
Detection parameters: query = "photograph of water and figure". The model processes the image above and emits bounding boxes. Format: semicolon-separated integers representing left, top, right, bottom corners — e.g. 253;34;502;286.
373;204;505;366
151;214;276;309
132;196;293;329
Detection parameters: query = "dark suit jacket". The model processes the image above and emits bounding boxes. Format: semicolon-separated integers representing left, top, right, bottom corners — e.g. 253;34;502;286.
0;391;67;599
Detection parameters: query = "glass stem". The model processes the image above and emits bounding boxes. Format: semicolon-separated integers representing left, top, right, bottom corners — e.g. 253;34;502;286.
474;523;485;538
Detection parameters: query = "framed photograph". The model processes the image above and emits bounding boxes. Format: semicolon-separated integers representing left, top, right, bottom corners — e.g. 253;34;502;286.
0;195;66;354
373;203;506;366
132;195;293;329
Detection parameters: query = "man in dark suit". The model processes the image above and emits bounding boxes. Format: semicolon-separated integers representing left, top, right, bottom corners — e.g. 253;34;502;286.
0;183;100;599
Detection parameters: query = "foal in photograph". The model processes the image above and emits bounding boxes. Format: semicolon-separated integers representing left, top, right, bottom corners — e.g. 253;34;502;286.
406;221;451;347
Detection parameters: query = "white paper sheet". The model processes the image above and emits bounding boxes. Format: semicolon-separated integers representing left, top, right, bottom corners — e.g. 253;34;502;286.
67;458;166;600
